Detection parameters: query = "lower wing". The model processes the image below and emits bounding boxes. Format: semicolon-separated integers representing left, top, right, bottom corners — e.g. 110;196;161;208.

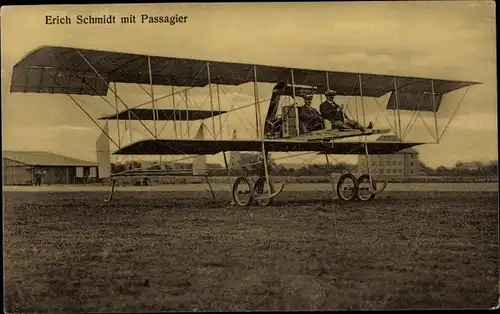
113;138;425;155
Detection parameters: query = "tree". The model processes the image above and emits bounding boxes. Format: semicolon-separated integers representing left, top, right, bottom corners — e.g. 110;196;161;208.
485;160;498;174
478;160;497;176
129;160;142;170
111;162;126;174
419;161;435;175
435;165;450;175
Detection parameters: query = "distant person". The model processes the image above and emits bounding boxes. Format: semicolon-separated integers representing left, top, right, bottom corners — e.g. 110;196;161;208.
298;94;324;132
319;89;373;132
34;170;43;186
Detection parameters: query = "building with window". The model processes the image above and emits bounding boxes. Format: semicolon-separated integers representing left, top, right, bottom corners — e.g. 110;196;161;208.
356;135;422;177
3;151;98;185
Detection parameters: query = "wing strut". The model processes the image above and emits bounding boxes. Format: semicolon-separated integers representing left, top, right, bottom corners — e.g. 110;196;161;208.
39;67;120;150
253;67;263;138
291;69;300;137
438;85;471;141
359;74;374;190
431;79;439;144
207;61;216;140
216;84;223;140
184;89;190;138
254;65;272;198
359;74;367;128
393;77;402;141
75;49;156;139
147;55;158;138
172;85;178;138
113;81;121;148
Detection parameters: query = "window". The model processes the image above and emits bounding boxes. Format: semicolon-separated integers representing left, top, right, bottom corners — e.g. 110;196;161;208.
399;169;403;173
398;161;403;166
380;169;384;174
410;162;414;167
392;161;396;166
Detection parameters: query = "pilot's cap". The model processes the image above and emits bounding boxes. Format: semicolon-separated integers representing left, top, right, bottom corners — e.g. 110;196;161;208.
325;89;337;96
303;94;313;100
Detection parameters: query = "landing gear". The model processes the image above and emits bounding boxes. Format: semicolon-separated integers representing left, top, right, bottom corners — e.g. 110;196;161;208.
231;176;285;207
231;176;254;207
104;178;116;203
336;173;359;201
335;173;387;202
357;174;376;201
254;177;275;206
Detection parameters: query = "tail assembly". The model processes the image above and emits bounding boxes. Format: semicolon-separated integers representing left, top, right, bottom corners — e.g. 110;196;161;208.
96;121;112;178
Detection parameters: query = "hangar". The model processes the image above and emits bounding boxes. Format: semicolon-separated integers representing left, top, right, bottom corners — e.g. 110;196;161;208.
3;151;98;185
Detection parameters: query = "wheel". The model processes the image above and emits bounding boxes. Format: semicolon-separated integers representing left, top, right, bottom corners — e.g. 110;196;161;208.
336;173;358;201
357;174;376;201
254;177;275;206
232;176;254;206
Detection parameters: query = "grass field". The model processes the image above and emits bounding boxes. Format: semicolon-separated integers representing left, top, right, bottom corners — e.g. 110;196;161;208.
3;188;499;311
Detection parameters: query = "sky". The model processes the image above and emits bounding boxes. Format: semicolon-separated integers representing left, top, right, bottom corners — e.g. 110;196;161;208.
1;1;497;168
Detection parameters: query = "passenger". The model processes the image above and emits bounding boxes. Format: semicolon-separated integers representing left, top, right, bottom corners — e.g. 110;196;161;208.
319;89;373;132
298;94;324;132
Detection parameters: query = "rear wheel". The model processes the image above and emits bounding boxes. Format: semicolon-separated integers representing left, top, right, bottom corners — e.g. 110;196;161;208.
232;176;254;206
336;173;358;201
357;174;376;201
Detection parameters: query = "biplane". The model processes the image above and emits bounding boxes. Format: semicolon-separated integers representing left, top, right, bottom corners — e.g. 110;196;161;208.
9;46;480;206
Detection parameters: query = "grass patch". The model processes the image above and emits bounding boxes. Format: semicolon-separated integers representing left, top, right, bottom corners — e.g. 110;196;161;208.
3;190;499;311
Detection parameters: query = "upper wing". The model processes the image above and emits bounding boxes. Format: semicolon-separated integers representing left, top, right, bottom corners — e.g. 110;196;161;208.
10;46;479;104
113;138;425;155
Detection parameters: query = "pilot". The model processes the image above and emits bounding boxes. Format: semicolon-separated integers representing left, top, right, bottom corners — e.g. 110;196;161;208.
298;94;324;132
319;89;373;132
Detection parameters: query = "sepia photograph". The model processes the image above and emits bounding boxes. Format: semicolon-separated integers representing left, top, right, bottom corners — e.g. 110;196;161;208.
2;1;498;311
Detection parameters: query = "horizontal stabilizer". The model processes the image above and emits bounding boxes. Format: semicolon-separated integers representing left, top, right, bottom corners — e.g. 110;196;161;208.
99;108;227;121
114;138;425;156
